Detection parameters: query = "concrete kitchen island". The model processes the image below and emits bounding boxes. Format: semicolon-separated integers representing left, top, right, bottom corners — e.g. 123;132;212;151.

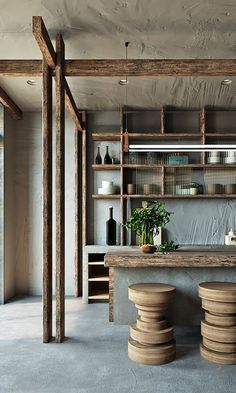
104;246;236;325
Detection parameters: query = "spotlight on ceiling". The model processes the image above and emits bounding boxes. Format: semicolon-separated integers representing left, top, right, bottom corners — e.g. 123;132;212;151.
119;79;128;85
221;79;232;86
27;79;37;86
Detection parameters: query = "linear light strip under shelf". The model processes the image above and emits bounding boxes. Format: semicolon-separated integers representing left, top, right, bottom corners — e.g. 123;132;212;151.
129;144;236;152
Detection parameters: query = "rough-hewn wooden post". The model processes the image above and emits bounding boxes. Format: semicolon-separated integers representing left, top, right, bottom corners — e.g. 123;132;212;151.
42;60;53;343
55;34;65;343
74;125;80;296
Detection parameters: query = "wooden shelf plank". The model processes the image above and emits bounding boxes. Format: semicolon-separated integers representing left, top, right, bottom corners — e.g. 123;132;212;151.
92;164;121;170
92;194;121;199
127;133;202;139
123;164;236;169
92;133;121;141
88;291;109;300
88;276;109;282
123;194;236;199
206;133;236;138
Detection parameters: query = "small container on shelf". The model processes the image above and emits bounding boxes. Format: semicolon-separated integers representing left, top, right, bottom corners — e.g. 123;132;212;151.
207;152;221;164
224;184;236;194
205;184;222;194
127;184;136;195
223;151;236;165
143;184;157;195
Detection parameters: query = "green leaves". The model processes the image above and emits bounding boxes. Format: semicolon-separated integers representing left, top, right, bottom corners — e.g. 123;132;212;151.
158;241;179;253
123;201;172;243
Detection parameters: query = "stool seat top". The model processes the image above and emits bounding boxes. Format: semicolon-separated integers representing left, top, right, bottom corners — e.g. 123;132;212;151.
199;282;236;303
129;283;176;294
199;282;236;292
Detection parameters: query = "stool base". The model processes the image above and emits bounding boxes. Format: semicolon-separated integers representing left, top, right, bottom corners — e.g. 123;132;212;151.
128;337;176;365
200;343;236;365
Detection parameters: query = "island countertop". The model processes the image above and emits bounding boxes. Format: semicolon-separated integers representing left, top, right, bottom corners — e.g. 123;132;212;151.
104;246;236;268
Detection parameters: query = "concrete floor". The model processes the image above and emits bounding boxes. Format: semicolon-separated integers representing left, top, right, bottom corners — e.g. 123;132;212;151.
0;298;235;393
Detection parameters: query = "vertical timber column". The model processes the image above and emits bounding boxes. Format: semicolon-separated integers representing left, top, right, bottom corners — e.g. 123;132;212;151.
75;111;86;296
82;112;87;247
42;60;53;343
55;34;65;343
74;125;79;297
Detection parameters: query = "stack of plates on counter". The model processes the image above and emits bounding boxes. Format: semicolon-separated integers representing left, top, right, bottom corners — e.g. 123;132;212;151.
98;181;115;195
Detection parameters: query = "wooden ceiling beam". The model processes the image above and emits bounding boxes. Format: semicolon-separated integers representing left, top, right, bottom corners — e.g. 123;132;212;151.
32;17;82;130
64;59;236;77
33;16;56;68
0;60;42;76
64;79;82;131
1;59;236;77
0;86;22;120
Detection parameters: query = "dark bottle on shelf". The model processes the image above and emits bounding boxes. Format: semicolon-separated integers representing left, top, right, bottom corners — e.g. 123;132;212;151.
104;145;112;164
106;206;116;245
95;146;102;164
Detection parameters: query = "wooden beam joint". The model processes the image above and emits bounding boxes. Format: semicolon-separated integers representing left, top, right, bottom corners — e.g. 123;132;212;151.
0;86;22;120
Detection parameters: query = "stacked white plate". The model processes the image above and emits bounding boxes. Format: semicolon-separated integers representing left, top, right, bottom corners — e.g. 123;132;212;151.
98;181;115;195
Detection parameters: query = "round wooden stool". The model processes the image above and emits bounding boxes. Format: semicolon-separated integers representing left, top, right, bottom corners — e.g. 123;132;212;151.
128;283;176;365
199;282;236;365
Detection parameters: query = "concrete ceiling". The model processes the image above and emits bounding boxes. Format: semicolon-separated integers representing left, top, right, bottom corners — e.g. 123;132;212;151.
1;0;236;111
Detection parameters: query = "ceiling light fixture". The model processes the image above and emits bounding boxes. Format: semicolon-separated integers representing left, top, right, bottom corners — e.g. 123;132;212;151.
221;79;232;85
119;79;128;85
27;79;37;86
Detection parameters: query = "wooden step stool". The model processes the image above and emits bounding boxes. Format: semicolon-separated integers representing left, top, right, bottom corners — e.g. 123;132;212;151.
128;283;176;365
199;282;236;365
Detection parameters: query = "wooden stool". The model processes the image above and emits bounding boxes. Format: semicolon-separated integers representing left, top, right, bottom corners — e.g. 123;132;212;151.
128;283;176;365
199;282;236;365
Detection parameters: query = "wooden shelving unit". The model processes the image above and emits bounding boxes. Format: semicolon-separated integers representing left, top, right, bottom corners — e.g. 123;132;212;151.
89;107;236;248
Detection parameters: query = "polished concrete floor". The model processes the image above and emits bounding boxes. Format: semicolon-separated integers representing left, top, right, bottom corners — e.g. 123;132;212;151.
0;297;235;393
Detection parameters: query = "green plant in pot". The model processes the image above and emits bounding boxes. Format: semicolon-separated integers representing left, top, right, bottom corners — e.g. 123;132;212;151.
123;201;172;253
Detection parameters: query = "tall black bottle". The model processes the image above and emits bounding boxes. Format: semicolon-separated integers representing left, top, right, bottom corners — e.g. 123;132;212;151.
104;146;112;164
106;206;116;245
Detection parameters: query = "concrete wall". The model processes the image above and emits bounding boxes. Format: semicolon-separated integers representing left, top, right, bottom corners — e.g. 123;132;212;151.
4;112;76;296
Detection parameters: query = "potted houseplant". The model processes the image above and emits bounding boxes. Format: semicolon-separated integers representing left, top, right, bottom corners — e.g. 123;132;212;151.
123;201;172;253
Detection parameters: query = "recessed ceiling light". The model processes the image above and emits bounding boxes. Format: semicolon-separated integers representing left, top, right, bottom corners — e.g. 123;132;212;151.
119;79;128;85
221;79;232;85
27;79;37;86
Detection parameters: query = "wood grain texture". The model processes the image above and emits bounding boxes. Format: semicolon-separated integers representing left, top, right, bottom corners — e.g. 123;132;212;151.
200;343;236;365
55;34;65;343
74;125;81;297
205;312;236;327
201;319;236;343
202;298;236;314
0;86;22;120
109;268;114;322
128;337;176;366
199;282;236;302
64;79;82;131
128;282;175;365
64;59;236;77
32;16;56;68
203;337;236;353
42;61;53;343
129;283;175;306
104;247;236;268
0;60;42;76
3;59;236;77
82;112;87;246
